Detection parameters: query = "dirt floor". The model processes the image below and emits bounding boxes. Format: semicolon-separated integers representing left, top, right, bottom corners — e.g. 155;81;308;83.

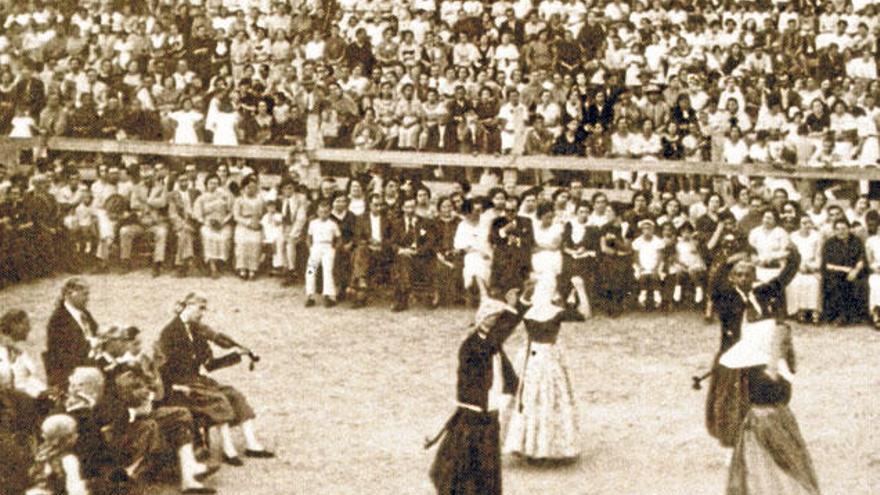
2;273;878;494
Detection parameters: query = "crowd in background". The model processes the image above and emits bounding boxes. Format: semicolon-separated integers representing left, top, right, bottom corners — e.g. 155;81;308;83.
3;157;880;330
2;0;880;189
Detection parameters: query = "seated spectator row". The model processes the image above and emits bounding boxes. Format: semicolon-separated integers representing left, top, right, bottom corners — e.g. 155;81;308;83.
3;158;880;328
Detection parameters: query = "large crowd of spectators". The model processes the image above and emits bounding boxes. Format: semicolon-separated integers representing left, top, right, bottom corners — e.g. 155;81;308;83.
2;0;880;190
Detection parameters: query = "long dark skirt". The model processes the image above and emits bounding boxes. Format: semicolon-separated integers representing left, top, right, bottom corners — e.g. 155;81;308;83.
727;405;821;495
706;364;750;448
164;376;255;427
429;409;501;495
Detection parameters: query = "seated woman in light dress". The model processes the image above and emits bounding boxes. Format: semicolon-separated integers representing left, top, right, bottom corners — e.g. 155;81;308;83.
787;216;823;324
531;202;564;281
748;209;790;283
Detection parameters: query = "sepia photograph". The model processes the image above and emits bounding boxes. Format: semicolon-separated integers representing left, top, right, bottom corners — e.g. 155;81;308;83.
0;0;878;493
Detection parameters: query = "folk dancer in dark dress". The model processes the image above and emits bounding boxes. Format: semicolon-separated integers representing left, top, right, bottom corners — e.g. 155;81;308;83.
503;276;580;461
490;196;534;294
821;218;868;326
428;285;528;495
157;293;274;467
720;322;821;494
706;245;800;448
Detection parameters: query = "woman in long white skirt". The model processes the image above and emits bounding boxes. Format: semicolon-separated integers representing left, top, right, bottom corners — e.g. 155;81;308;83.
786;216;822;323
504;276;580;461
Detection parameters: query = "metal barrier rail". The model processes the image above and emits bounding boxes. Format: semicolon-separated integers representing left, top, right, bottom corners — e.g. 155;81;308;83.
2;136;878;181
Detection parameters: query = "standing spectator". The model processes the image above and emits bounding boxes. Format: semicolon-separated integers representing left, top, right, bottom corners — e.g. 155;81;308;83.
168;173;200;277
305;199;341;308
194;174;234;278
45;278;98;389
233;175;265;280
490;196;534;293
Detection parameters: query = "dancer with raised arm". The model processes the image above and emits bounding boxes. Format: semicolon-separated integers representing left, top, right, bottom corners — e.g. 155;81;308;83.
427;281;530;495
721;322;821;494
705;244;800;448
503;276;580;462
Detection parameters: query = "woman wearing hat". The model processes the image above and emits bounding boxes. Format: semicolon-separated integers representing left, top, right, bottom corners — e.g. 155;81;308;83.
503;276;580;461
720;322;821;494
705;244;800;449
428;285;528;495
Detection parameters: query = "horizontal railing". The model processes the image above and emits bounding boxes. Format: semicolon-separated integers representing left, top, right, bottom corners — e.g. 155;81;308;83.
1;136;878;181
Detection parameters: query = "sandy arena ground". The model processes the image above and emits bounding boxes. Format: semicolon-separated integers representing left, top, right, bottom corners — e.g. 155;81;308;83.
2;273;878;494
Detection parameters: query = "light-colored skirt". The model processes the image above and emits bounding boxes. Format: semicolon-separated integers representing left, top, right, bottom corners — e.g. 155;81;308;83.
869;274;880;309
503;342;579;460
532;250;563;279
234;225;263;270
201;224;232;261
786;273;821;314
727;405;821;495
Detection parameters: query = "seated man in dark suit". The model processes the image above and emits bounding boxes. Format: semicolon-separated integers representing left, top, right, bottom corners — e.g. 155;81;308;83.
45;278;99;389
158;293;274;467
350;193;393;307
389;196;437;311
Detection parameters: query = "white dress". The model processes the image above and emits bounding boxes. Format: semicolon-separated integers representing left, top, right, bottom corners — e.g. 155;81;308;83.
169;110;203;144
786;230;822;314
532;222;563;279
748;226;789;282
866;235;880;310
210;111;240;146
503;300;579;460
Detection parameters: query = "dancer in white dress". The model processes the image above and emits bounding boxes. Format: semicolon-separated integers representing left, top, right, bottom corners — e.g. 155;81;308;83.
503;276;580;461
168;98;204;144
786;216;822;323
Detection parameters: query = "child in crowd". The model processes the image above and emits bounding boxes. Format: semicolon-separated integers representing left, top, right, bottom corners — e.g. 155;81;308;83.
260;200;285;275
26;415;88;495
672;222;707;305
305;200;341;308
632;219;666;309
70;188;98;264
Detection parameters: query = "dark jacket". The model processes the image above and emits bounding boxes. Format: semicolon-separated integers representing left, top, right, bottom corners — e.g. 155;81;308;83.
389;214;435;257
45;304;98;388
711;249;800;352
353;211;392;248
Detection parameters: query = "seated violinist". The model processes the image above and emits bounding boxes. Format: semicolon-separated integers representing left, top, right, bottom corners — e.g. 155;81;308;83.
158;293;274;467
